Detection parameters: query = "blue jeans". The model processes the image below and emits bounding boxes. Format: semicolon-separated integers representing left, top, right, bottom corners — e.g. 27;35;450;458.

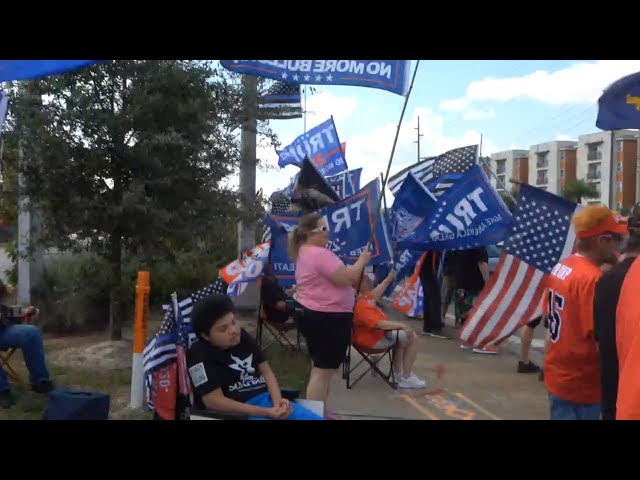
0;324;51;392
549;392;601;420
245;392;325;420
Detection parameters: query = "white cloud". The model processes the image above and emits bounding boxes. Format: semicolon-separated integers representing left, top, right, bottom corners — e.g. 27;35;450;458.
444;60;640;109
555;134;572;141
463;108;495;120
303;91;357;125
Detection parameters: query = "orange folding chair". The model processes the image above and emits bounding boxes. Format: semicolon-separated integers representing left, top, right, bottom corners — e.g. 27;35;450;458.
0;307;38;389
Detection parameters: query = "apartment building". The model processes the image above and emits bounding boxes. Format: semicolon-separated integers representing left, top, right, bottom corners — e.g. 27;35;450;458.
528;141;579;195
576;130;639;209
489;150;529;192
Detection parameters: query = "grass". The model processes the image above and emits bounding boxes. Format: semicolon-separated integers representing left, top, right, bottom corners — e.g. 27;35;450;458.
1;309;311;419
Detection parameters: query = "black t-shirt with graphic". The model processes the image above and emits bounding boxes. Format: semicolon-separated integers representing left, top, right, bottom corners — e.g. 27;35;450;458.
186;329;268;408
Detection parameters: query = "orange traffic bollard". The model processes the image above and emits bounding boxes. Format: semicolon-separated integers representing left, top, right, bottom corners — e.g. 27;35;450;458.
131;271;150;409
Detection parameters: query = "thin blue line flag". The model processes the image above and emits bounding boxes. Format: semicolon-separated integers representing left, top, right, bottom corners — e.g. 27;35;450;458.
596;71;640;130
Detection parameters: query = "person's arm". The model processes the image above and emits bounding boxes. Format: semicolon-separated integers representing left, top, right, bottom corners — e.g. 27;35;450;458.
370;271;396;302
375;319;411;331
200;388;282;418
325;249;372;287
258;361;291;418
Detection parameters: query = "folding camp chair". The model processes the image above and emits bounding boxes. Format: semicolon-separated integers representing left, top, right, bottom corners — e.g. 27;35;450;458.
256;277;301;352
0;307;38;389
343;328;401;390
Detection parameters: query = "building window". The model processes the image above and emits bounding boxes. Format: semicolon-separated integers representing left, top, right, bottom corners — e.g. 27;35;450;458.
560;169;564;178
617;181;623;192
536;171;548;185
560;150;566;161
617;161;623;173
588;181;601;195
587;143;602;161
617;141;624;153
536;152;548;169
587;164;601;180
496;159;506;175
617;202;623;210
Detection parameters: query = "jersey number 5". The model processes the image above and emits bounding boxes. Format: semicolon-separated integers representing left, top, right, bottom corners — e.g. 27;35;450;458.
547;289;565;343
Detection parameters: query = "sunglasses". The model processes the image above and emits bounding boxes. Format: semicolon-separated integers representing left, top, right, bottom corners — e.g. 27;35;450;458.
312;225;329;233
600;233;624;243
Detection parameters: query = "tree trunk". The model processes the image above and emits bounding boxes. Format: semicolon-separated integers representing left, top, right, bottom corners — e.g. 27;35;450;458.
108;230;123;341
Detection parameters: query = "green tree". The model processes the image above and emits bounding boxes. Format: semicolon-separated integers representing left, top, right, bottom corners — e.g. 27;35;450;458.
562;179;600;204
5;60;279;339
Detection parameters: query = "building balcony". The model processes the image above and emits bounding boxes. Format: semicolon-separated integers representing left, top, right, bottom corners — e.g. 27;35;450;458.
536;179;548;186
586;171;602;180
536;162;549;169
587;151;602;161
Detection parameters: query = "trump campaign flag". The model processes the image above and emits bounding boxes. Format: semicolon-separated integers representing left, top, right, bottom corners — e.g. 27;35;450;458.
218;243;270;295
459;185;582;349
220;60;411;96
596;71;640;130
0;90;8;135
389;171;437;246
266;178;393;279
277;117;348;177
398;165;512;252
326;167;361;199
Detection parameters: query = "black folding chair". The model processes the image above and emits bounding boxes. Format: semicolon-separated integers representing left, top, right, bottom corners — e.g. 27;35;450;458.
256;278;301;352
343;328;400;390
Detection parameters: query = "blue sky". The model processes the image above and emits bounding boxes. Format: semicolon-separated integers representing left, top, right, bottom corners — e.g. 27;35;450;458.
239;60;640;197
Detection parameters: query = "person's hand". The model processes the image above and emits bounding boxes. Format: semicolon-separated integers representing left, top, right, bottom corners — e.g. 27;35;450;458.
265;401;290;420
277;398;292;417
387;270;397;282
359;247;372;265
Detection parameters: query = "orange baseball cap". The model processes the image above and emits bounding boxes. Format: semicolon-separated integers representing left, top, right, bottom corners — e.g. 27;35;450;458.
574;206;628;239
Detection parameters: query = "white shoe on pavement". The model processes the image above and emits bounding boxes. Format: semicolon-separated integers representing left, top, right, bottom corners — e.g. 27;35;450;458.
398;373;427;389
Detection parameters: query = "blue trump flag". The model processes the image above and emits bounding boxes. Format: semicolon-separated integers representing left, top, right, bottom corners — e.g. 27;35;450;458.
398;165;512;252
220;60;411;96
326;168;362;199
389;171;437;246
0;60;103;82
277;117;347;176
266;178;393;282
596;71;640;130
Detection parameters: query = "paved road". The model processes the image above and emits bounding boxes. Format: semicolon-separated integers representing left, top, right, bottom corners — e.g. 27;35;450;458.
329;305;549;420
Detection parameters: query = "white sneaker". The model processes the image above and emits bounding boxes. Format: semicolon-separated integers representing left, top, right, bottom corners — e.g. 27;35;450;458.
398;373;427;389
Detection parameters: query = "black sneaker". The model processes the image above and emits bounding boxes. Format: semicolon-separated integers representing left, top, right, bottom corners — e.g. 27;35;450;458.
0;390;14;409
31;380;55;395
518;361;540;373
422;330;451;339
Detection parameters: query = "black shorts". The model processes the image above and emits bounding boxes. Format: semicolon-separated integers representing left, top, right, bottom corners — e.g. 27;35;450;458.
295;306;353;369
527;316;543;329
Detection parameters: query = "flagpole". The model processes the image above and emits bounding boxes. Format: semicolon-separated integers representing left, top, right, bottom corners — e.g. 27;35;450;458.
358;60;421;294
304;87;307;134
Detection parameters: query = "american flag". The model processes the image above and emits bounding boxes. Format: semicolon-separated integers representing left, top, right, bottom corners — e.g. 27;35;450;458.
261;200;291;243
143;278;227;410
388;145;478;195
258;81;302;120
459;184;581;349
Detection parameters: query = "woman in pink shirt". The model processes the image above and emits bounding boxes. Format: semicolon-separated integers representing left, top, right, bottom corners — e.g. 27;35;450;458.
289;213;371;411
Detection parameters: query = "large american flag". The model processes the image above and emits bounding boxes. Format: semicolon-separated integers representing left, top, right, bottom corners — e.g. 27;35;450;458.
258;81;302;120
459;184;581;349
261;201;291;243
143;278;227;409
388;145;478;195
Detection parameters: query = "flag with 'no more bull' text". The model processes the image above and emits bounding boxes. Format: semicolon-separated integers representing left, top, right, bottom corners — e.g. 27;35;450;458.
397;165;512;252
220;60;411;96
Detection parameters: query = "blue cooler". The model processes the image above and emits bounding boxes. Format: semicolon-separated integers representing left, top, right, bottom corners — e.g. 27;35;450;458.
43;388;110;420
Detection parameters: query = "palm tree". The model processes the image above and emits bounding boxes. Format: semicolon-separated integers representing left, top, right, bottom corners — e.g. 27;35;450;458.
562;179;600;204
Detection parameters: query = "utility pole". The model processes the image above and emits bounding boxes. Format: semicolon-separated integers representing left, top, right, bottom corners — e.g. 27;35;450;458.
238;74;258;255
414;116;423;163
235;74;259;310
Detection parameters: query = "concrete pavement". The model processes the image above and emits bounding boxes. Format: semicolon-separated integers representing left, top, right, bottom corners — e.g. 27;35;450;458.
328;306;549;420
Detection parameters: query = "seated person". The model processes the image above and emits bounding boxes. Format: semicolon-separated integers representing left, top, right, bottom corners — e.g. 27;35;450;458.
260;264;296;323
186;293;324;420
0;305;55;409
353;271;426;389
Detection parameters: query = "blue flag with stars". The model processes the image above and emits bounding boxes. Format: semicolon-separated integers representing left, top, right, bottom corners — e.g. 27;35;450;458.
397;165;512;252
596;71;640;130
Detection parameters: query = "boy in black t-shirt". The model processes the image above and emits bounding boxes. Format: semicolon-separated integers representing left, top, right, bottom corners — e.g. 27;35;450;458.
186;293;324;420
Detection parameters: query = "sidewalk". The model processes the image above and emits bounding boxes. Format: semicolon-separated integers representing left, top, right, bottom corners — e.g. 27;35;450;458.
328;305;549;420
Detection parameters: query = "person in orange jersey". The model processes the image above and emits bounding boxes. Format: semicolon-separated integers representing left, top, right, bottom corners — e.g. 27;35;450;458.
353;271;426;389
599;203;640;420
543;205;627;420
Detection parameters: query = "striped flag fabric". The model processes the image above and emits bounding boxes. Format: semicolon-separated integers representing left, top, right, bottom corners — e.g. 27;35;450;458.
388;144;478;195
459;184;581;349
258;81;302;120
143;278;227;412
0;90;8;135
425;173;463;197
261;200;291;243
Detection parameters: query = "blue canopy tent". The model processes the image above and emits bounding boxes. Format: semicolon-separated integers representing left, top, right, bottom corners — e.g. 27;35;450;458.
0;60;103;83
